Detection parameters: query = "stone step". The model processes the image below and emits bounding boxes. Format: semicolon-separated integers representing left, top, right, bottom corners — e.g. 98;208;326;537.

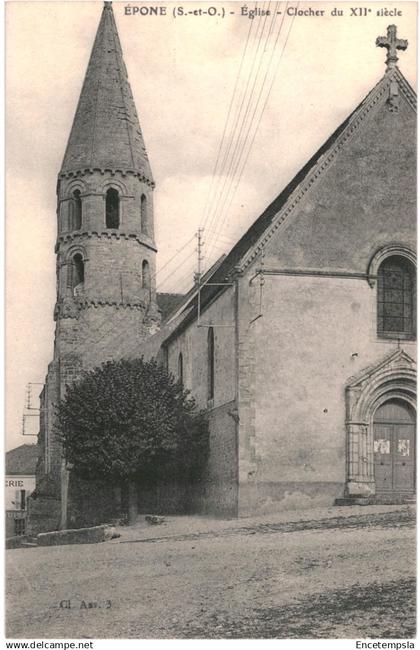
336;494;416;506
375;494;416;505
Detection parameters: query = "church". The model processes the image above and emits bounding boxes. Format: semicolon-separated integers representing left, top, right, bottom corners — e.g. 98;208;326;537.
28;3;416;532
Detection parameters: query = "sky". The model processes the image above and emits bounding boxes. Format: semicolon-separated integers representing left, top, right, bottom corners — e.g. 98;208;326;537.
5;0;417;450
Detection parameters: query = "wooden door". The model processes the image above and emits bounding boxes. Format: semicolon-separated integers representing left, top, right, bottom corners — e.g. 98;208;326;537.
373;399;415;495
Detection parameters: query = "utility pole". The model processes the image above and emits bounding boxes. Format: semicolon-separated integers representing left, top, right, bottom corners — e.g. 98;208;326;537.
195;228;204;326
21;382;43;437
194;226;234;328
195;227;204;284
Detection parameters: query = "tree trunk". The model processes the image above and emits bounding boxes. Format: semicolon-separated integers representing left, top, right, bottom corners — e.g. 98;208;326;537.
128;480;138;525
60;460;70;531
113;484;123;520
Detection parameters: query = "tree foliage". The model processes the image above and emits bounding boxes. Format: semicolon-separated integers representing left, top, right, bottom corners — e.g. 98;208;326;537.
55;358;209;484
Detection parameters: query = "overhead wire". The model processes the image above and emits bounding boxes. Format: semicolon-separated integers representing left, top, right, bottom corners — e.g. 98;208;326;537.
206;2;280;242
206;1;286;257
155;2;290;292
200;14;256;230
152;234;196;281
204;3;272;239
156;248;198;291
207;4;298;261
164;267;197;294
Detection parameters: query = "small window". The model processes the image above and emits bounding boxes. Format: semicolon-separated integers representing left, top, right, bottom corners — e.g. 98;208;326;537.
207;327;215;401
141;194;148;234
72;253;85;295
73;190;82;230
377;256;415;339
106;188;120;228
178;352;183;385
20;490;26;511
142;260;151;290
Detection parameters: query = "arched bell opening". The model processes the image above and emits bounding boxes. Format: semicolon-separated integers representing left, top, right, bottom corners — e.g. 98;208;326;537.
105;188;120;229
71;253;85;297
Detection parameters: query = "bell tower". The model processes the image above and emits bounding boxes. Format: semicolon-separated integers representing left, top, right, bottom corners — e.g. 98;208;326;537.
56;0;158;333
29;2;160;532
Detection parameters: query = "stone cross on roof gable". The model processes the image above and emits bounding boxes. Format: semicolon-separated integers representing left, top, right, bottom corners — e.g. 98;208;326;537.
376;25;408;71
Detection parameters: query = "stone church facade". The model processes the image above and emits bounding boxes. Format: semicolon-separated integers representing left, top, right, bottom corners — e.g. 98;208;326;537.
139;25;417;516
28;4;416;531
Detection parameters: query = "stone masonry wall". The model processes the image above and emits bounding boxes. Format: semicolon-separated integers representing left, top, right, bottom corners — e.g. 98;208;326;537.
234;88;416;514
29;167;160;532
166;288;238;516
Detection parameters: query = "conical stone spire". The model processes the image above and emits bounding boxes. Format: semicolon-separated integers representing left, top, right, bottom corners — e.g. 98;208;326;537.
61;2;153;185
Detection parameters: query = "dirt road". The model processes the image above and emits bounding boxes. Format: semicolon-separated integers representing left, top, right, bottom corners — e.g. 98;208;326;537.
6;508;415;639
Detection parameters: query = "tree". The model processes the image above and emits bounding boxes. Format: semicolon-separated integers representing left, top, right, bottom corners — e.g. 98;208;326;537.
55;358;209;523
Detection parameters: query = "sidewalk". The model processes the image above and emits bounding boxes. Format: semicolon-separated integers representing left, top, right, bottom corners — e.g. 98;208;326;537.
114;503;415;544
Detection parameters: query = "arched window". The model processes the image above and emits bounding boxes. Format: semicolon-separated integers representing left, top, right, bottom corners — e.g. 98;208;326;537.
207;327;215;401
140;194;148;234
178;352;183;385
377;256;415;339
73;190;82;230
106;188;120;228
72;253;84;296
142;260;151;290
163;346;169;372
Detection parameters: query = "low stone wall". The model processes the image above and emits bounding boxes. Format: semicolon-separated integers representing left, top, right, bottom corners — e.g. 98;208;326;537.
37;524;117;546
6;535;30;550
27;494;62;535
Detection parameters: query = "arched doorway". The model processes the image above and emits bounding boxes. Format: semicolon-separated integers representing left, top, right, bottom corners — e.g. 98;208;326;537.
373;399;415;496
344;349;416;500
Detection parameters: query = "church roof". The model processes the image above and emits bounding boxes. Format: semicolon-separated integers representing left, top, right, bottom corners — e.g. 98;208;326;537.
156;293;185;321
162;67;416;340
6;444;39;476
61;2;153;184
216;67;416;278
